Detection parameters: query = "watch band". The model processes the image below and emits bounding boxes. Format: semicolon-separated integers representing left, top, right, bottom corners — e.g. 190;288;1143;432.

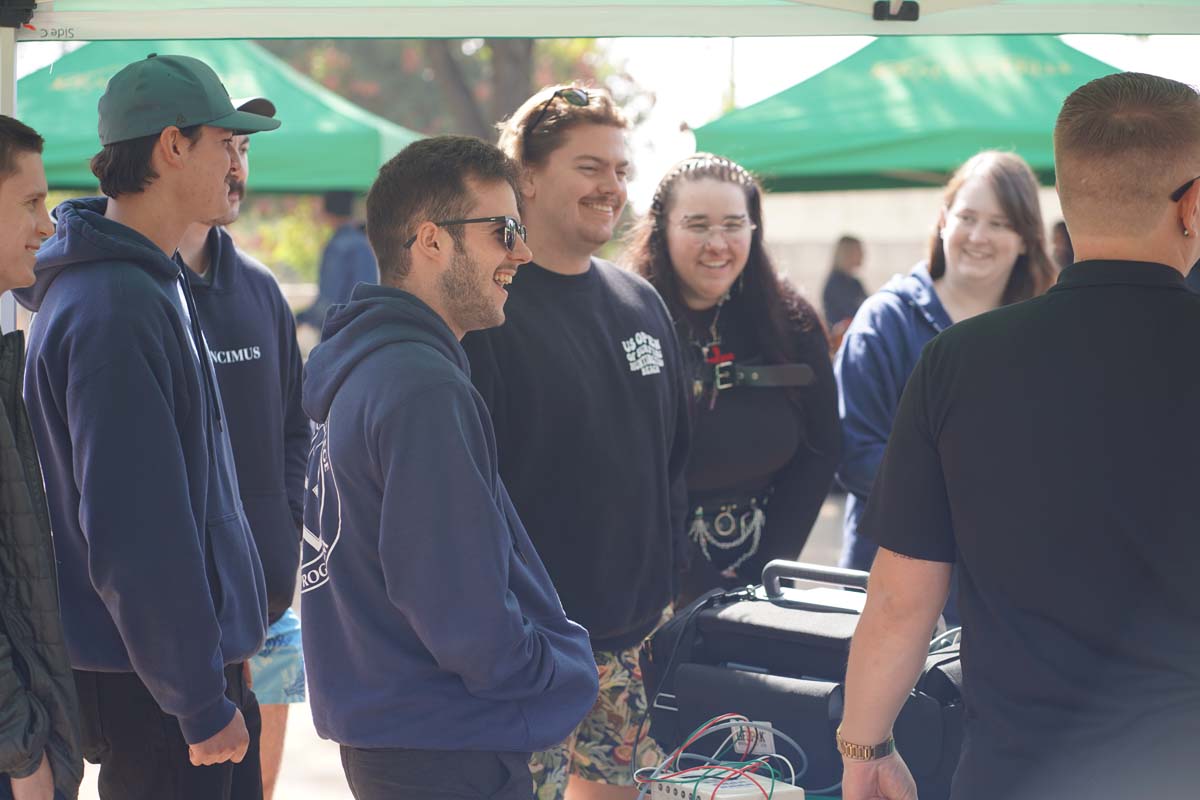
836;726;896;761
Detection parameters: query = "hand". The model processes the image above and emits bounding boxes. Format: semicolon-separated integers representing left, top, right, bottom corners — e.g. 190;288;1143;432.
188;708;250;766
243;660;254;691
841;753;918;800
10;753;54;800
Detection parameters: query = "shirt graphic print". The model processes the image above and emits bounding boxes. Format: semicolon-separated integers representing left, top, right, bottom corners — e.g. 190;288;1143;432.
622;331;664;376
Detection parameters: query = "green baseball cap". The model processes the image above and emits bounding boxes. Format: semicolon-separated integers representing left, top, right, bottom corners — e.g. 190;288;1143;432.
98;53;281;146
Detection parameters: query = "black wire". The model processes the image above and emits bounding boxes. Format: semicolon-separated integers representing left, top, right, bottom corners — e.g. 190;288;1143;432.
629;587;754;783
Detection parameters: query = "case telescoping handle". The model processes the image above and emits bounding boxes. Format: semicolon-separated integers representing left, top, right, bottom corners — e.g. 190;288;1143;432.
761;558;869;599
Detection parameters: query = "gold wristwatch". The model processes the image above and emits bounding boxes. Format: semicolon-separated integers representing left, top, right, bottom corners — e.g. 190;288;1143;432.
836;726;896;761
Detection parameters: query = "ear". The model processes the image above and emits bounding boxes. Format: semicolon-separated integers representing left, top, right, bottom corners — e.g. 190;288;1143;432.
410;221;447;263
155;126;188;170
1178;180;1200;236
519;167;537;203
937;206;948;239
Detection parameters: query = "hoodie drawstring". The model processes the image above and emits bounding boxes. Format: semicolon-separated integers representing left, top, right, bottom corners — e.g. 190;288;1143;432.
177;272;224;433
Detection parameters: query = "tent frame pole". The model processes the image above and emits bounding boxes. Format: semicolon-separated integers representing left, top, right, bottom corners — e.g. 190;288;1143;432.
1;27;16;334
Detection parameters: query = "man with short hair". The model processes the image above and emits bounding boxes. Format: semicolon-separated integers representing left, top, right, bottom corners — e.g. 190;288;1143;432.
176;97;309;800
839;71;1200;800
295;190;378;330
300;135;599;800
16;54;279;799
0;116;82;800
462;85;690;800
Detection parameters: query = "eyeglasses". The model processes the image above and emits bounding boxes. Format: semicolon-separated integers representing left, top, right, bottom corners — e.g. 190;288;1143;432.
677;219;758;240
1171;176;1198;203
403;216;528;251
524;87;590;137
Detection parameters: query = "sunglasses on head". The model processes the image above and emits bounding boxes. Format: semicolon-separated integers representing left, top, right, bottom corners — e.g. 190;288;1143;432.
403;216;528;252
524;87;590;137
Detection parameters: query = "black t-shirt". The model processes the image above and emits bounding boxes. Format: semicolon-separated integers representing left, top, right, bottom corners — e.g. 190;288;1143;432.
462;259;690;652
862;261;1200;800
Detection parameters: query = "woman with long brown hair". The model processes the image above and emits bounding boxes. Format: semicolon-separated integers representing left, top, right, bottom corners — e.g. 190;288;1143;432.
835;150;1056;623
628;153;840;604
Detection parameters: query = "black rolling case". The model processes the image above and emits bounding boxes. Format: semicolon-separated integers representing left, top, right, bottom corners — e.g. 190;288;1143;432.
641;559;964;798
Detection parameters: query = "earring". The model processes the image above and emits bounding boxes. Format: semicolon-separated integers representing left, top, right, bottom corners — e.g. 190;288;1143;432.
1186;228;1193;238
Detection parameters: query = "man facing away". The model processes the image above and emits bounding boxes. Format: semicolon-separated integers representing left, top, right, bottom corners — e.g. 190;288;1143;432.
0;116;82;800
839;71;1200;800
295;190;378;331
300;135;599;800
15;54;279;800
175;97;310;800
462;85;690;800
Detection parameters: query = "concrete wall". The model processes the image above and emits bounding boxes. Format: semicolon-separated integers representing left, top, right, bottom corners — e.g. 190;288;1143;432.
760;187;1064;303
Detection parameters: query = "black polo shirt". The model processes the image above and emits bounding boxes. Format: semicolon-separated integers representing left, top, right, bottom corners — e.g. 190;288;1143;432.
861;260;1200;800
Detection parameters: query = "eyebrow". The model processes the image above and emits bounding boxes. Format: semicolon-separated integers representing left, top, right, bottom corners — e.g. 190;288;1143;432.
573;155;631;169
680;213;748;221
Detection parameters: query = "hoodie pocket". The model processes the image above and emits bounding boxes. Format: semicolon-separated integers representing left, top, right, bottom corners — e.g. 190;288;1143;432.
205;510;268;661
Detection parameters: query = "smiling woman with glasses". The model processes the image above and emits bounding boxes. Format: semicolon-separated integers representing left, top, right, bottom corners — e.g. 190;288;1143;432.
626;153;840;604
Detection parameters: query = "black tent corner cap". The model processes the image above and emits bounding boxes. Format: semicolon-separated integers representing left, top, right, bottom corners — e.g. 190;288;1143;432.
0;0;37;29
873;0;920;21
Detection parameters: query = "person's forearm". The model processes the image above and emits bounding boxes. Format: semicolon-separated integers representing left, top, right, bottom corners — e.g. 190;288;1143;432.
840;553;949;744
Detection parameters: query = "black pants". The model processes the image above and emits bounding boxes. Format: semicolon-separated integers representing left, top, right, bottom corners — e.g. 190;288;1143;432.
340;746;533;800
74;664;262;800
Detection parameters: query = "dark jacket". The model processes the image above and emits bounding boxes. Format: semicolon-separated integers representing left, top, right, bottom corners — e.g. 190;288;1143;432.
183;227;308;623
0;330;82;798
295;223;378;328
300;284;598;751
16;197;267;745
822;267;868;329
834;263;951;571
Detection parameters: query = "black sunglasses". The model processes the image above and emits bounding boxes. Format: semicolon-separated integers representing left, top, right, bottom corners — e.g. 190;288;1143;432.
403;216;527;251
524;87;590;137
1171;176;1199;203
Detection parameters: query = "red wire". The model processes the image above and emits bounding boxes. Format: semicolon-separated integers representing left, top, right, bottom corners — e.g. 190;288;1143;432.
709;763;770;800
671;713;748;771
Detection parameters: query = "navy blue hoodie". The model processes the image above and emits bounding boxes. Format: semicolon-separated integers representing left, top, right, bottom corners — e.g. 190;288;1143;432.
300;284;599;751
183;227;309;623
16;198;267;744
834;264;952;572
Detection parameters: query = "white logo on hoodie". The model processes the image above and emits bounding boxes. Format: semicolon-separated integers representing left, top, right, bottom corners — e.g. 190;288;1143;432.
301;421;341;593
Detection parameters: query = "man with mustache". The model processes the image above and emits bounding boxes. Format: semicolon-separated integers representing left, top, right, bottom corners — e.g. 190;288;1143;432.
175;97;309;800
463;86;690;800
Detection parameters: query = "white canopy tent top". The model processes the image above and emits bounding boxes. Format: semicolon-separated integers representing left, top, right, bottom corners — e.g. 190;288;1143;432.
19;0;1200;39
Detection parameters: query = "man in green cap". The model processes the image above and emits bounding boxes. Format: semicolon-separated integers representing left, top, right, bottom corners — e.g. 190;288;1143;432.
15;54;279;800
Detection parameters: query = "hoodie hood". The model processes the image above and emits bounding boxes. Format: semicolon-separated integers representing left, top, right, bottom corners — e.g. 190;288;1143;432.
877;262;953;334
181;226;240;294
303;284;466;424
16;197;182;312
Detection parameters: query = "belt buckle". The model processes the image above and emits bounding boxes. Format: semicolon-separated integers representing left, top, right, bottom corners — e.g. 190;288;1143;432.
714;362;734;391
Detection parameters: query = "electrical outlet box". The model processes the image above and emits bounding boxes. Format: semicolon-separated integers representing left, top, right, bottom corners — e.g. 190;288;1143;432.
648;774;806;799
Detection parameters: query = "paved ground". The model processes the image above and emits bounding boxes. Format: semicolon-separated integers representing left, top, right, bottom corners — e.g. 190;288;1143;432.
79;494;847;799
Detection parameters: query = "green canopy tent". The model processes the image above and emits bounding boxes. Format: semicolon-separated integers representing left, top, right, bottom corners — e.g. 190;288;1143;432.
693;35;1119;191
18;38;422;191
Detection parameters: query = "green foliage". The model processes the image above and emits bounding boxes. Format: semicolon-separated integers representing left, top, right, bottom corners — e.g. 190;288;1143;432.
257;38;650;136
232;195;329;283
